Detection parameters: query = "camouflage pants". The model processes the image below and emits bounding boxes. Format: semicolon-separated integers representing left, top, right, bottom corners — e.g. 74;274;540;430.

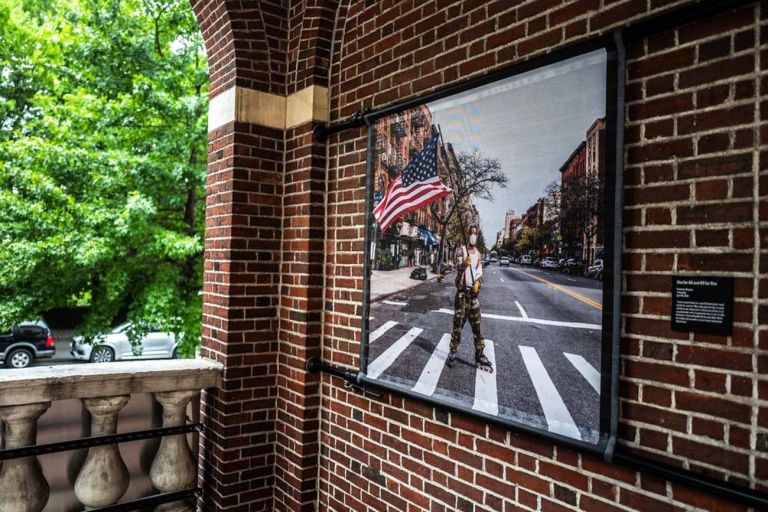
450;289;484;354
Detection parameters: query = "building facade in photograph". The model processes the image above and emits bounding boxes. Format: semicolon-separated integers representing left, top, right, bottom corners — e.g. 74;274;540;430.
372;105;444;270
559;118;606;265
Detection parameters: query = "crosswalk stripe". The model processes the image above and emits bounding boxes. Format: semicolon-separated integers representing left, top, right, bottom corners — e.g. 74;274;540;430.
412;333;451;396
519;345;582;440
472;340;498;416
367;327;423;379
564;353;601;394
369;320;397;343
433;308;600;330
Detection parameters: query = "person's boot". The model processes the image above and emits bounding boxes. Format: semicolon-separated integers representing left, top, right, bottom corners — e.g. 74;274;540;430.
447;349;456;367
475;351;492;369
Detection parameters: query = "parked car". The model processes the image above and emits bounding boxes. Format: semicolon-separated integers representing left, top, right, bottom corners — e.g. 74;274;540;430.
564;258;585;275
587;259;605;280
520;255;532;265
533;258;542;268
499;256;510;267
71;322;180;363
541;257;558;270
1;320;55;369
490;256;499;263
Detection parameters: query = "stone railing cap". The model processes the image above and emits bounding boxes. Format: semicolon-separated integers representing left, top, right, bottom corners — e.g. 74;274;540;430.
0;359;223;407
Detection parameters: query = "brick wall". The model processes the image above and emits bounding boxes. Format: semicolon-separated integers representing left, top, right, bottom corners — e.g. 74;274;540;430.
192;0;767;510
622;5;764;488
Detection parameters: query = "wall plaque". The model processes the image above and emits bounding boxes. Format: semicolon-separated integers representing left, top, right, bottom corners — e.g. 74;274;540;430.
672;276;733;335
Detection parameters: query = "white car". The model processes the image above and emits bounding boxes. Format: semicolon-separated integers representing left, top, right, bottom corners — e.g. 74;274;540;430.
499;257;510;267
520;255;532;265
541;257;557;269
587;259;605;280
71;322;180;363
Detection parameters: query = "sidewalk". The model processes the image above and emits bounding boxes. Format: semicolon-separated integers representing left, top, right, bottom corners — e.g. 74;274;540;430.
370;267;442;302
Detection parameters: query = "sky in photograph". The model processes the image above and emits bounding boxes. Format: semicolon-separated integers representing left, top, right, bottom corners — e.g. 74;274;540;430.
429;49;607;243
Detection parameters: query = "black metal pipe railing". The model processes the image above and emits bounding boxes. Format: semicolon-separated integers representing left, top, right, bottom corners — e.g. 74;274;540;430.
0;422;202;461
306;357;359;383
0;421;204;511
88;488;201;512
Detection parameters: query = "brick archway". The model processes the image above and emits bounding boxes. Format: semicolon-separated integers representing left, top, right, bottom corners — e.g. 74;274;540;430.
189;1;338;510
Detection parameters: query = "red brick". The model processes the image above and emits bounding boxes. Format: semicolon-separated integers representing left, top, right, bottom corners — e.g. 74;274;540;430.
694;229;728;247
630;47;695;77
677;202;753;225
675;391;752;424
673;437;749;473
697;132;731;154
625;229;690;249
628;93;694;121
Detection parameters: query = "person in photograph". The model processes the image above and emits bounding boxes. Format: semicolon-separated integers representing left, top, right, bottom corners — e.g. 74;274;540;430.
448;224;492;370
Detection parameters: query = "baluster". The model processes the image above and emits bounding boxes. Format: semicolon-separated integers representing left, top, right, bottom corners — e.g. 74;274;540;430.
0;402;51;512
150;390;198;512
74;395;130;508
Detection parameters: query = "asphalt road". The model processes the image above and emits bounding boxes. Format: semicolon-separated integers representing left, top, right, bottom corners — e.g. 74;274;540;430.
367;262;604;444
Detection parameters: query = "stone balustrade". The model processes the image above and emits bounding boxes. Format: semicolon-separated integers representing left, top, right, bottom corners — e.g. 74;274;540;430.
0;359;222;511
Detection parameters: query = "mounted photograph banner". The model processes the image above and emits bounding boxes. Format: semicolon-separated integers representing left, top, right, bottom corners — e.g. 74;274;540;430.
355;37;624;455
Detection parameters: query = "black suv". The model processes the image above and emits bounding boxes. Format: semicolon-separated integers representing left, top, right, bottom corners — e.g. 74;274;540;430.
0;321;56;369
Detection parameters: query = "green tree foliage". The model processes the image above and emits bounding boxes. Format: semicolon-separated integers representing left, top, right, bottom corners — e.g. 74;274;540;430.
0;0;207;354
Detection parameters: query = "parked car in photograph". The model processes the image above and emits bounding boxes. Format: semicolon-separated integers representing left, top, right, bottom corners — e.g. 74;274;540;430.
587;259;605;280
499;256;510;267
520;255;532;265
1;320;56;369
541;257;558;270
533;258;542;267
564;258;585;275
71;322;180;363
557;258;567;271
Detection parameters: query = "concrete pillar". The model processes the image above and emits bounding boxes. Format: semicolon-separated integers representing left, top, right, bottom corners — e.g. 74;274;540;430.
0;402;51;512
74;395;130;507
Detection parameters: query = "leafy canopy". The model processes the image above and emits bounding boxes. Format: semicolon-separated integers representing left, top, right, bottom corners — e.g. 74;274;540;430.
0;0;208;354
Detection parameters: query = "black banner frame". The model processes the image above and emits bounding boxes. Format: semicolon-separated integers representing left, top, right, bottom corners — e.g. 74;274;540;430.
356;34;625;458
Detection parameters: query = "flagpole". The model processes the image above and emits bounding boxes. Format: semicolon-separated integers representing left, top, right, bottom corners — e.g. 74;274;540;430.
436;124;476;287
372;126;382;271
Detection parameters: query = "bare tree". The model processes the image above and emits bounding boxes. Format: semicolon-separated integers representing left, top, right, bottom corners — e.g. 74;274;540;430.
430;147;508;242
560;169;602;262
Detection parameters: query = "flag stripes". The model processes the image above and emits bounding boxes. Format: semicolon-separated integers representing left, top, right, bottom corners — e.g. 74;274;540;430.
373;135;451;233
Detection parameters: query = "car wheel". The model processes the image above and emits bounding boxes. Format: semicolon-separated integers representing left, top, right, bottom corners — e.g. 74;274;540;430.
6;348;33;369
171;348;180;359
90;346;115;363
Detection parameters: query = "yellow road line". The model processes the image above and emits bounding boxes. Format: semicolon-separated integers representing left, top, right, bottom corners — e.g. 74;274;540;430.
514;269;603;311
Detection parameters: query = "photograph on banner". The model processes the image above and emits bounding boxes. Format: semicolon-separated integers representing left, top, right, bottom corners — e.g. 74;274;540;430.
364;49;611;445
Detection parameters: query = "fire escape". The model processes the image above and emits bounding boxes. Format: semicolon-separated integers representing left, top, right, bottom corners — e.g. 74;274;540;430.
386;114;407;176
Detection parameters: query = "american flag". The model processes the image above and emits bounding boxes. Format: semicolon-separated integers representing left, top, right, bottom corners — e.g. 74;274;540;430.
374;135;451;233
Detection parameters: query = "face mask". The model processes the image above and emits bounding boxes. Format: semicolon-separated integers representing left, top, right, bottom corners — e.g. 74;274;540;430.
469;234;477;246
